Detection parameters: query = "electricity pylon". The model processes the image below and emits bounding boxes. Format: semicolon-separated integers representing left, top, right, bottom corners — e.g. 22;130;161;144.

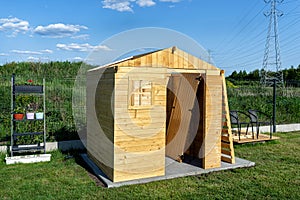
261;0;284;86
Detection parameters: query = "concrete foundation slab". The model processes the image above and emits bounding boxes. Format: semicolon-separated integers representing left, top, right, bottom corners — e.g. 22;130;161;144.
81;154;255;188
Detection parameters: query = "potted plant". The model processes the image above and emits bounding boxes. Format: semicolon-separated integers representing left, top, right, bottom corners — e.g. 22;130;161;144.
35;108;44;120
13;107;25;120
26;102;38;120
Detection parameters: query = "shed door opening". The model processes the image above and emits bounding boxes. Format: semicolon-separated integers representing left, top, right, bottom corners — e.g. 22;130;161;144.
166;73;204;162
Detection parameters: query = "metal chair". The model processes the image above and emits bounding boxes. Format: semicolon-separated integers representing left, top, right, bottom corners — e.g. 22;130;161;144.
248;109;273;139
230;110;250;140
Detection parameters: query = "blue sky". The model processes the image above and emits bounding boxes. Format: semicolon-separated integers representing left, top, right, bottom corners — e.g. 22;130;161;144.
0;0;299;75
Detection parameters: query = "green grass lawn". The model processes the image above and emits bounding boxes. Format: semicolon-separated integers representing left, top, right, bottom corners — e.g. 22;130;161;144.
0;132;299;200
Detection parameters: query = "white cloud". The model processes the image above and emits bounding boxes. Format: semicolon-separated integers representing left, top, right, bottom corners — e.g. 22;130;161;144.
0;53;9;56
72;57;84;61
71;34;90;40
0;17;29;36
102;0;133;12
34;23;88;38
40;49;53;54
10;50;42;55
136;0;156;7
102;0;180;12
10;49;53;55
56;43;112;52
159;0;181;2
27;56;40;61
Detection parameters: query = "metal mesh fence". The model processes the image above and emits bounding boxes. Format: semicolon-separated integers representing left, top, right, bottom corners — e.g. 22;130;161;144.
0;75;79;142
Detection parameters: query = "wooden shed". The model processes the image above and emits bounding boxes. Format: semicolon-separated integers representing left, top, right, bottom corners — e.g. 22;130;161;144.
87;47;235;183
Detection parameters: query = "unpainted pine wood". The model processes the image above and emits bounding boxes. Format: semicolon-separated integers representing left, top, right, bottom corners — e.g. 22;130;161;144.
166;73;200;161
221;142;231;149
182;51;189;69
220;156;232;163
114;160;164;173
169;51;174;68
87;67;115;180
114;124;165;136
173;51;179;69
113;167;164;182
163;51;170;67
146;54;152;66
117;66;168;74
206;70;221;76
99;47;221;72
177;50;184;69
114;66;167;182
184;75;205;158
221;135;230;142
115;116;163;125
115;142;165;153
221;149;232;156
152;51;158;67
114;150;164;166
202;74;222;169
114;132;165;141
220;70;235;164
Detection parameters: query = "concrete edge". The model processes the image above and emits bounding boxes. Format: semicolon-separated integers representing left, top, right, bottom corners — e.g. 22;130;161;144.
234;123;300;133
5;154;52;165
0;140;85;153
81;154;255;188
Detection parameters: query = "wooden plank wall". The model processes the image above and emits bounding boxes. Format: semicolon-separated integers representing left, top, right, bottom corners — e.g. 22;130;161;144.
113;67;167;182
202;74;223;169
87;67;115;180
116;47;218;71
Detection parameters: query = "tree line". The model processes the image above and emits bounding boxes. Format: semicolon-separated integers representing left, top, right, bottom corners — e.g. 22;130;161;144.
227;65;300;86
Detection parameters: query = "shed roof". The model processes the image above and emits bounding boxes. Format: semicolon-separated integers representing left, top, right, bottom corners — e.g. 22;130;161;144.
89;46;220;72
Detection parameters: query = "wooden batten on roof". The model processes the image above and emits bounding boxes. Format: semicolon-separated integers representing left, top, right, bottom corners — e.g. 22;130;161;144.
90;46;220;72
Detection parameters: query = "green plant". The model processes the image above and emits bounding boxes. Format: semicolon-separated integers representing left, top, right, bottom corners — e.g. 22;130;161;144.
15;95;34;108
36;107;43;112
14;107;25;114
16;79;39;86
26;101;39;112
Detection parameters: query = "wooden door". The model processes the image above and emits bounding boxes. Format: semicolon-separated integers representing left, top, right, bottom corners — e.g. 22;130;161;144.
166;73;200;161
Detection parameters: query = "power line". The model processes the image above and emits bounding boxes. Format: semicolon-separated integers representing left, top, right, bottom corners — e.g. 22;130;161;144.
214;0;265;53
215;0;300;73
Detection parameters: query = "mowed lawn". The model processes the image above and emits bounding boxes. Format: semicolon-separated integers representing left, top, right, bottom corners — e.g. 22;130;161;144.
0;132;299;200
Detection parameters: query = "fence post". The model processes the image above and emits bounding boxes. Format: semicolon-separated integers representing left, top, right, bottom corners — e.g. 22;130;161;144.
272;78;276;133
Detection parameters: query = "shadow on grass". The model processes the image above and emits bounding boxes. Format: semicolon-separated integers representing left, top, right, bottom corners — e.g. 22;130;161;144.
59;148;106;187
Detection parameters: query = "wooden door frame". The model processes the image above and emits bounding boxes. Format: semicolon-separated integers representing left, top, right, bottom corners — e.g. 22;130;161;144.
165;73;203;162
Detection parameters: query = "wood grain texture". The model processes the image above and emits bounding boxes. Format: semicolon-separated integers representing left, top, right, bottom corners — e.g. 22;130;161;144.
86;47;226;182
103;47;219;71
87;67;115;180
113;67;167;182
166;73;200;161
220;71;235;164
202;74;223;169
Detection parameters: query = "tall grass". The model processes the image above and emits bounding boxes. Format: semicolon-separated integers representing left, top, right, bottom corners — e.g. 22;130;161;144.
0;62;87;142
228;85;300;123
